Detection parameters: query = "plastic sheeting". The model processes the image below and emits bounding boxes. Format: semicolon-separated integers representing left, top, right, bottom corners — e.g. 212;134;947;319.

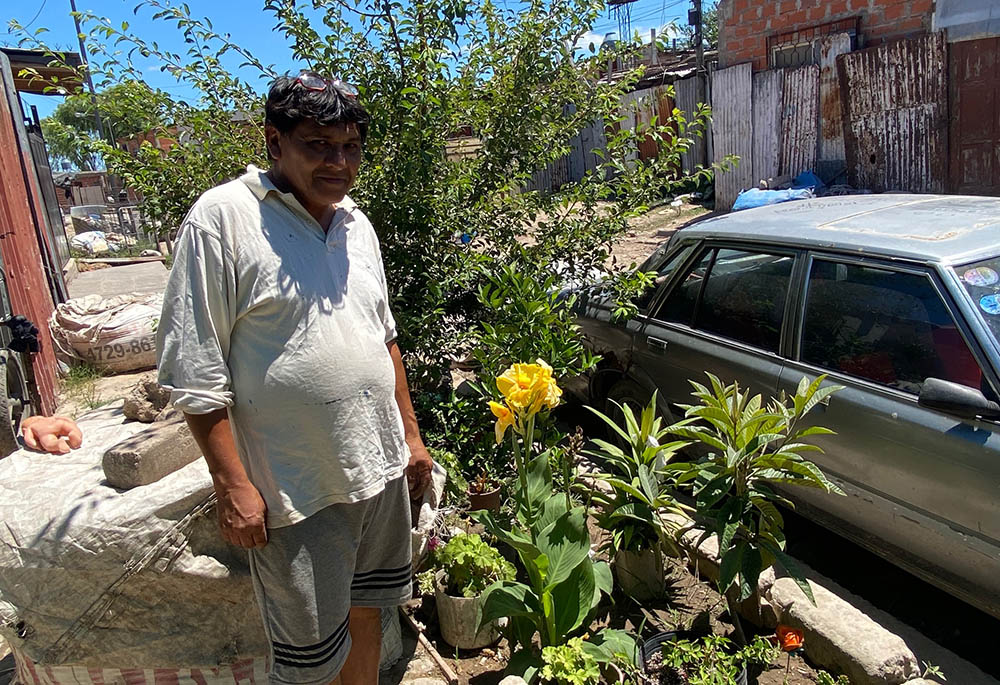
0;405;445;681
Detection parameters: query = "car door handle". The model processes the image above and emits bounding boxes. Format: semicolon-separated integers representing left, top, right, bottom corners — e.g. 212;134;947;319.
647;336;669;353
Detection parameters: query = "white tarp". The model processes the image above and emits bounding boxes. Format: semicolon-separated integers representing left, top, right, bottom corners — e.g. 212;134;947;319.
0;405;267;671
0;404;445;682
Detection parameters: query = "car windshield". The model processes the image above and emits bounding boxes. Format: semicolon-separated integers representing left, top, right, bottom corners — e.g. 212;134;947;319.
955;255;1000;348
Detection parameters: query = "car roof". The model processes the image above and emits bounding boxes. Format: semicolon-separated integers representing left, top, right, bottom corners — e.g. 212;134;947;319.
678;194;1000;266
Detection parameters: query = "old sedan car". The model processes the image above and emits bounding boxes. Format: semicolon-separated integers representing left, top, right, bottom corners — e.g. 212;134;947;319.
573;194;1000;619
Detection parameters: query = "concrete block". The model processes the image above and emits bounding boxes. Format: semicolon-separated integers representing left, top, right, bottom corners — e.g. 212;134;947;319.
122;372;172;423
768;577;919;684
103;414;201;489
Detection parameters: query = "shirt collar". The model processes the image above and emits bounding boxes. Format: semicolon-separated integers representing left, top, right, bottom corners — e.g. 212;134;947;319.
241;164;358;211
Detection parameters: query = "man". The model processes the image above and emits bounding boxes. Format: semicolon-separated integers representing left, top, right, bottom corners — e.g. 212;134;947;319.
156;72;433;685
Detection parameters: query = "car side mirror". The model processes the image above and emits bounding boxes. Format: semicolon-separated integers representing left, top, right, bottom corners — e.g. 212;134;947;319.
918;377;1000;420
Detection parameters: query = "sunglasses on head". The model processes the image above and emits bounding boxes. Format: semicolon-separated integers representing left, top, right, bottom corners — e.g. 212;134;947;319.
295;71;358;99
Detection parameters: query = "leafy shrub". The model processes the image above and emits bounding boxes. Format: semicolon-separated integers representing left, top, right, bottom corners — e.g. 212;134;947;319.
540;637;601;685
435;533;515;598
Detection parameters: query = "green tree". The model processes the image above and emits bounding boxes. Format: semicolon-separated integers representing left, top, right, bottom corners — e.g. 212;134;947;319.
38;81;169;170
14;0;721;398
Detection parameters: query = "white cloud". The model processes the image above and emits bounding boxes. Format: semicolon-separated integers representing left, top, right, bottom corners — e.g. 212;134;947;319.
574;30;609;54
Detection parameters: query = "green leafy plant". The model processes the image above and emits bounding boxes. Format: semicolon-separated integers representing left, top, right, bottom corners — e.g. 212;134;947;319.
656;634;778;685
540;637;600;685
426;445;469;502
475;362;636;680
670;374;845;643
435;533;515;598
584;392;690;557
416;569;437;597
816;671;851;685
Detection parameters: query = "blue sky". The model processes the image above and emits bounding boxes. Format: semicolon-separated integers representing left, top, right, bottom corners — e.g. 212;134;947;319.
4;0;691;120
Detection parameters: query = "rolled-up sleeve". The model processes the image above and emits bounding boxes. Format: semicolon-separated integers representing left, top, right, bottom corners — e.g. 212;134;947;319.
156;219;236;414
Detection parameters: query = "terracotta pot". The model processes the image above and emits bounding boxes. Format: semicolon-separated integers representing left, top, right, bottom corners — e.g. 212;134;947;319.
614;545;666;602
467;486;501;512
434;571;501;650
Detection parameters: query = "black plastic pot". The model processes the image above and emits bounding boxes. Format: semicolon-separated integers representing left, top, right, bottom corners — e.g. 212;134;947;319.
640;631;748;685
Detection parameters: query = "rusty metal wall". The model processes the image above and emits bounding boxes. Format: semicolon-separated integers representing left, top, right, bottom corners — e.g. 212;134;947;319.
779;64;820;176
0;52;61;415
817;33;852;175
675;76;708;172
752;69;783;186
838;33;948;193
711;63;754;211
949;36;1000;195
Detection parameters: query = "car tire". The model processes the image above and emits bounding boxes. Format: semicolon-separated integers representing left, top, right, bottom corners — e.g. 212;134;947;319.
0;352;32;458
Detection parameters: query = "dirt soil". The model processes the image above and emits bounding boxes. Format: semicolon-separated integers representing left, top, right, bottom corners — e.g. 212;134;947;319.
55;369;152;419
609;203;713;268
401;544;829;684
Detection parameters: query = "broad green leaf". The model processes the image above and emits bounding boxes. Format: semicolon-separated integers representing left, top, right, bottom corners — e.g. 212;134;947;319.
480;581;543;626
550;559;596;637
537;506;592;590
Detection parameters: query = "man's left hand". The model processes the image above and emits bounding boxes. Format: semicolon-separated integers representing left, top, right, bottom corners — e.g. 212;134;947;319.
405;438;433;500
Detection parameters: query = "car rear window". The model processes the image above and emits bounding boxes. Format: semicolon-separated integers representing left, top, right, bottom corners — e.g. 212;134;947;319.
655;247;793;353
802;260;984;394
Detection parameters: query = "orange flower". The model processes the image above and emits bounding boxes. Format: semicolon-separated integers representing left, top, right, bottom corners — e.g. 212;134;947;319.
776;625;804;652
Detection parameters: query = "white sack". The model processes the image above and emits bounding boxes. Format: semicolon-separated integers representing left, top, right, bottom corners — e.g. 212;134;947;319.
49;295;160;374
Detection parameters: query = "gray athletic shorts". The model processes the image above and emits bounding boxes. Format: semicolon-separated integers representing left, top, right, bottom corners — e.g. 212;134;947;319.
248;475;413;685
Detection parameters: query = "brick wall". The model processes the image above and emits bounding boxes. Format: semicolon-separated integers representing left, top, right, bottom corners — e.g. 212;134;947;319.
718;0;935;70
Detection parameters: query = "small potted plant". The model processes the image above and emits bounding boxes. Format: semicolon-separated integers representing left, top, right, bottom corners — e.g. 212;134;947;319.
583;392;690;601
466;470;502;512
433;533;515;649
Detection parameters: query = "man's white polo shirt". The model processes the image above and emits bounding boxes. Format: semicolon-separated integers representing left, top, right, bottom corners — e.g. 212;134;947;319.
156;165;409;528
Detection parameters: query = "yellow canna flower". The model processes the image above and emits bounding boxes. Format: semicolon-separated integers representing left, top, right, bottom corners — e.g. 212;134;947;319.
496;360;562;415
489;400;516;444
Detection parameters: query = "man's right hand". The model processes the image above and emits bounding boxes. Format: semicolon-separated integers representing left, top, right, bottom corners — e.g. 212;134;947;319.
216;481;268;549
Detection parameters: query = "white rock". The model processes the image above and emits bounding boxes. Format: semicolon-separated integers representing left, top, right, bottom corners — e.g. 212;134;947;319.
498;677;529;685
768;577;919;684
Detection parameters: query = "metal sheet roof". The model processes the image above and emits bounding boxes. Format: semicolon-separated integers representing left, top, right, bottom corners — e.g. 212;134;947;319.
679;195;1000;265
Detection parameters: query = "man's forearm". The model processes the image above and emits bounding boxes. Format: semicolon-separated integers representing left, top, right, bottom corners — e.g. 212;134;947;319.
387;340;422;444
184;409;251;489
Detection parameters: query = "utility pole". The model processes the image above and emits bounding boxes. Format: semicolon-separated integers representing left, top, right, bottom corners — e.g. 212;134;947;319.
68;0;105;142
690;0;707;164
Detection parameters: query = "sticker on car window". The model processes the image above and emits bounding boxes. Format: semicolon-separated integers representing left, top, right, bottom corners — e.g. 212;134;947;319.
963;266;999;287
980;294;1000;315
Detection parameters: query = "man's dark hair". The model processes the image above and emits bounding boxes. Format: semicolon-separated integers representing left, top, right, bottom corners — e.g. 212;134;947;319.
264;75;370;143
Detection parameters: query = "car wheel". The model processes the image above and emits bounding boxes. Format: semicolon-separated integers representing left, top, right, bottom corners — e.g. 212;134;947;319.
0;353;32;458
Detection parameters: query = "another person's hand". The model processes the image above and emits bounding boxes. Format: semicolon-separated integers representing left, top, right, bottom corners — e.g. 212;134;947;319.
216;481;268;549
406;439;433;500
20;416;83;454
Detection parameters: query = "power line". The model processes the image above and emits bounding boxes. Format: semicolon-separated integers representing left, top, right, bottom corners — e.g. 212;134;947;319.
3;0;48;34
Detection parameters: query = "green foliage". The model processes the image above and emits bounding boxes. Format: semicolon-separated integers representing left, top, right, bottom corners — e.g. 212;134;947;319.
426;445;469;501
659;634;777;685
435;533;515;598
583;392;690;556
540;637;600;685
416;389;497;484
816;672;851;685
37;81;169;171
670;374;845;606
474;263;598;381
416;569;437;596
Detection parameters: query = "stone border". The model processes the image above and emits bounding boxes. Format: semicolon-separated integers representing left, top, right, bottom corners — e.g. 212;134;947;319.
669;517;996;685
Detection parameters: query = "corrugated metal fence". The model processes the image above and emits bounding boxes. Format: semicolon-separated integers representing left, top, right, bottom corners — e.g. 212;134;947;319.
838;32;948;193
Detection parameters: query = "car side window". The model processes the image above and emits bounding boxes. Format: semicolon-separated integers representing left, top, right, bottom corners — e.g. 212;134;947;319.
693;249;794;353
654;247;794;353
801;260;986;395
635;244;695;313
654;248;716;326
